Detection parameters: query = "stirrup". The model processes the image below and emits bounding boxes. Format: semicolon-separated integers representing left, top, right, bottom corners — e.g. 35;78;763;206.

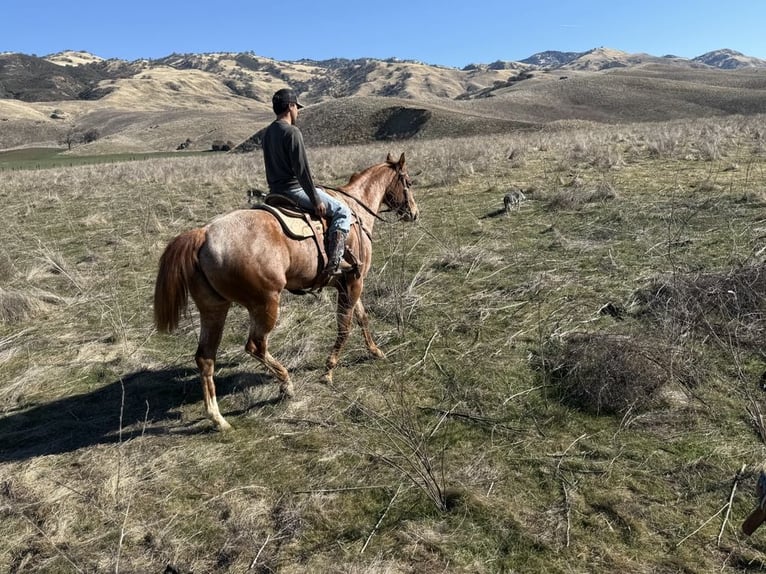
316;266;338;288
317;255;351;286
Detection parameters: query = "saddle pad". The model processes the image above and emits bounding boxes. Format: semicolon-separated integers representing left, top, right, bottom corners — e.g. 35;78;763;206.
254;204;323;240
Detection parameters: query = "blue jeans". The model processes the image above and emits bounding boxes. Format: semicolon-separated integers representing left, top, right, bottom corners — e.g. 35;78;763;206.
279;187;351;234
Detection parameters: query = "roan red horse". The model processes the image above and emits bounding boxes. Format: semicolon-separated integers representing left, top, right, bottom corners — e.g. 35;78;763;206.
153;153;418;430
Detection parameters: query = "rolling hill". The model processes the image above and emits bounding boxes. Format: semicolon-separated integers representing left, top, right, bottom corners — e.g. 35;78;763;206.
1;47;765;154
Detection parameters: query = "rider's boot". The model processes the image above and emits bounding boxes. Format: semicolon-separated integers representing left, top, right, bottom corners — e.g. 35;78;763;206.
318;229;348;284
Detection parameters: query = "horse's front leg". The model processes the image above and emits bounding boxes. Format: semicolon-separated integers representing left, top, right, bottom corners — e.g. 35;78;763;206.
324;280;362;383
354;298;385;359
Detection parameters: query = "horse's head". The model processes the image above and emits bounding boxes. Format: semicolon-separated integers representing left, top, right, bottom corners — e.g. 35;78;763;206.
383;152;419;222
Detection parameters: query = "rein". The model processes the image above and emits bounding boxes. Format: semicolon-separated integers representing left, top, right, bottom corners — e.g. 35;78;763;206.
321;184;388;223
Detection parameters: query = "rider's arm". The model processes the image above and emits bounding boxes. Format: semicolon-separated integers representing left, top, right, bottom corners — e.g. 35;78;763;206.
288;128;321;208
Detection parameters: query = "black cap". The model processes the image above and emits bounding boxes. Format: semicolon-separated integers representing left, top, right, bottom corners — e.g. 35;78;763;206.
272;88;303;109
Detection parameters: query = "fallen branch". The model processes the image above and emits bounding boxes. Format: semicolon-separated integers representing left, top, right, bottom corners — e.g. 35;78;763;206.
293;485;390;495
274;417;333;428
360;483;403;554
406;330;439;373
249;534;271;570
561;479;572;548
677;503;728;546
20;513;85;573
418;406;524;432
555;433;588;474
502;384;546;406
718;464;746;546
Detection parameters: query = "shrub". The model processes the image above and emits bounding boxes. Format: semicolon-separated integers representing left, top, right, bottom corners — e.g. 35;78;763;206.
631;263;766;350
531;332;699;415
211;140;234;152
82;128;100;143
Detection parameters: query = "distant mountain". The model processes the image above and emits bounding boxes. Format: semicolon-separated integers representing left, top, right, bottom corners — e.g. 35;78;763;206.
693;49;766;69
1;47;764;105
2;47;766;154
521;51;583;68
521;47;766;72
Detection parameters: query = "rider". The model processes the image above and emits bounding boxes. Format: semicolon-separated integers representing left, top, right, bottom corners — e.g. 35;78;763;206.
262;87;352;283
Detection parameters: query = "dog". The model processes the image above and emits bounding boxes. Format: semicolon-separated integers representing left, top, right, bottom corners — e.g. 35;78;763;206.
503;189;526;213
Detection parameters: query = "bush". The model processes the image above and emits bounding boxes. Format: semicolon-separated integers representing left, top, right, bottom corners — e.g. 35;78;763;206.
532;332;699;415
631;263;766;349
211;139;234;152
82;128;100;143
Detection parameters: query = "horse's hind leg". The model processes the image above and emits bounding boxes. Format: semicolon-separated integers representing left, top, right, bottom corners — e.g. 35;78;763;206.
195;302;233;431
244;294;294;399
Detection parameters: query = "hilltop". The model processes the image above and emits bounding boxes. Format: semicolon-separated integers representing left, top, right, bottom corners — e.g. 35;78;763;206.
1;47;766;153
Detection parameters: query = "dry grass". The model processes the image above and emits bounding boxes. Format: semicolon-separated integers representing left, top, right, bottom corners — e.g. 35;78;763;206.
3;114;766;572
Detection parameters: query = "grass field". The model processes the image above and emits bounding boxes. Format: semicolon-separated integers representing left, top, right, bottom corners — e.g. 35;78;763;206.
3;113;766;573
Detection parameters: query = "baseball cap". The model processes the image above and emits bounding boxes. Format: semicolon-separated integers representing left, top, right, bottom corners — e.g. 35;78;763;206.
272;88;303;109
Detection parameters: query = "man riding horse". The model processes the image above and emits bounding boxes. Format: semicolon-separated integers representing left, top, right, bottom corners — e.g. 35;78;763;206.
261;88;352;284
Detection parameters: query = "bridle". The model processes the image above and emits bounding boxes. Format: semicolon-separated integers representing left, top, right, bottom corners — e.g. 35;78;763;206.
323;184;387;223
392;169;414;220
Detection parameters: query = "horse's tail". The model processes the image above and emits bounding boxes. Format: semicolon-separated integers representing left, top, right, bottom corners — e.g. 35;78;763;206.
153;227;207;333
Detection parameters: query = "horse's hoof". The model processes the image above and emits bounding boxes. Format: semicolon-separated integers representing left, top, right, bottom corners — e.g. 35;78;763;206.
321;371;334;384
371;348;386;359
216;418;233;432
279;383;295;400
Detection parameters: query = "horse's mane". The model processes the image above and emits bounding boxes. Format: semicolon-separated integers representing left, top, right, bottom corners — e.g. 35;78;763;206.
338;160;400;198
346;162;390;187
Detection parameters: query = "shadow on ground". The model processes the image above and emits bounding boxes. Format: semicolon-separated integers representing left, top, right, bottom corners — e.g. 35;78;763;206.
0;366;272;462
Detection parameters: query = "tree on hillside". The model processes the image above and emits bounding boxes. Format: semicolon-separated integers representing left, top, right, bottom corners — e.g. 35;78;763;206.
60;128;80;151
60;127;100;150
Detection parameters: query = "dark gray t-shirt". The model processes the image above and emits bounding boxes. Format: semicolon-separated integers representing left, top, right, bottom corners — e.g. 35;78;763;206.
262;119;319;204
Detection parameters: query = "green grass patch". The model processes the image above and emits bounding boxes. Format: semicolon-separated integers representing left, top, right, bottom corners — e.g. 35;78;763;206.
0;147;211;171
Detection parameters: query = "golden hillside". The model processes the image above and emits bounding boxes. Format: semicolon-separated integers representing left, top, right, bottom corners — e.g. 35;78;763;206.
1;48;765;154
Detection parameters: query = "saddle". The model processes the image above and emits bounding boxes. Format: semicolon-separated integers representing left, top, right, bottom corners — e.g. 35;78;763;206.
253;194;360;291
257;194;326;240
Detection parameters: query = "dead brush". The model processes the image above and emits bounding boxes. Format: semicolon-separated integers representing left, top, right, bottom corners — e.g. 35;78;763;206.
630;263;766;349
531;332;701;415
589;145;625;170
0;287;60;324
542;179;617;211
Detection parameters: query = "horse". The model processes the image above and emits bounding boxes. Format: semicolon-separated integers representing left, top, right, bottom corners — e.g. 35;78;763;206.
153;153;418;430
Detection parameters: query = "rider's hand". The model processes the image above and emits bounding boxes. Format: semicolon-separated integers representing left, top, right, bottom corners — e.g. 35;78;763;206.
315;201;327;218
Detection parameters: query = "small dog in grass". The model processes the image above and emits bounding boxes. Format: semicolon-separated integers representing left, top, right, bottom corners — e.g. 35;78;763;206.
503;189;526;213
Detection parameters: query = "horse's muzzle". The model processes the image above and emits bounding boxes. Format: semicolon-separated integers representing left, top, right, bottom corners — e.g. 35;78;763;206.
401;207;419;222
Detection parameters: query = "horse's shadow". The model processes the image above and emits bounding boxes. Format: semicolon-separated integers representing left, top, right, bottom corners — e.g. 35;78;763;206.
0;365;272;463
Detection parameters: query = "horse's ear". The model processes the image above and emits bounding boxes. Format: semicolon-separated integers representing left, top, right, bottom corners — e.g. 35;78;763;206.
386;152;405;168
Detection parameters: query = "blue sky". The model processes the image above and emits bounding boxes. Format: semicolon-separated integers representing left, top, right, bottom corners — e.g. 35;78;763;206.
2;0;764;67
